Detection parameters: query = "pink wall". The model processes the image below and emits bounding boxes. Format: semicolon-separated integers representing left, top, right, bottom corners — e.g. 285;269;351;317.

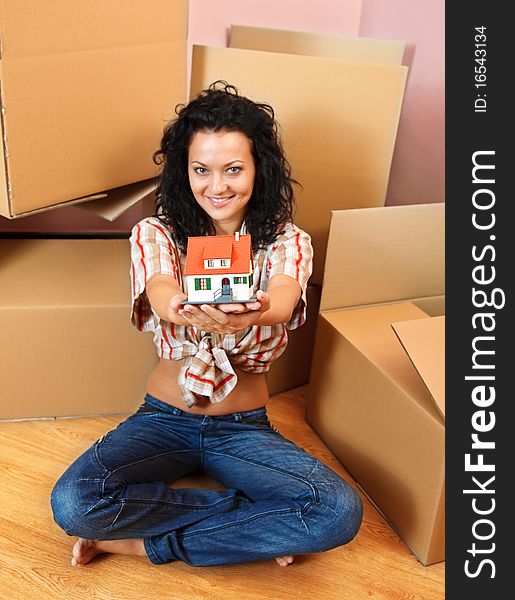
188;0;362;47
360;0;445;205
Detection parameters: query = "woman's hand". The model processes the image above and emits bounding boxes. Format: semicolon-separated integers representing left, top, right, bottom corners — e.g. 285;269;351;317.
177;290;271;334
213;293;262;314
165;292;189;324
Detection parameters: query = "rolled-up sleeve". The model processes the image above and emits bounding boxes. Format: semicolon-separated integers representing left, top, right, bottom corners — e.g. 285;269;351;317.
129;217;181;332
266;223;313;329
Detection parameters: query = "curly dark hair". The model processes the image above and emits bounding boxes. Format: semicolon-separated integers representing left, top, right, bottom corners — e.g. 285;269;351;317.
153;81;297;252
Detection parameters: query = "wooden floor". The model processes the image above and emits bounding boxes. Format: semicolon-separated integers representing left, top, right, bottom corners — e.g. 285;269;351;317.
0;386;444;600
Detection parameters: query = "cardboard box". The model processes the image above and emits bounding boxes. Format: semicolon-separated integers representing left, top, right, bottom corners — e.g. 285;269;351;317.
266;285;321;396
230;25;405;65
191;45;407;285
306;203;445;565
0;238;158;420
0;0;187;219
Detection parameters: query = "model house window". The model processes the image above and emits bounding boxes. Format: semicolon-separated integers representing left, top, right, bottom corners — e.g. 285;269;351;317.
204;258;231;269
233;276;247;284
194;278;211;290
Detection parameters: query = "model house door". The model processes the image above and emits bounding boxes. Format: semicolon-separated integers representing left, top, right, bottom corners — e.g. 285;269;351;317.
221;277;231;296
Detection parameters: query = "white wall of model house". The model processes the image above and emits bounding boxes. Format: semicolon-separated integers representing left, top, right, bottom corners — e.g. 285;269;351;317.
185;270;254;302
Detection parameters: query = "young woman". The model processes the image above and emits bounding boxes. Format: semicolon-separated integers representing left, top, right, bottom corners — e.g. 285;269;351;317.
50;82;363;568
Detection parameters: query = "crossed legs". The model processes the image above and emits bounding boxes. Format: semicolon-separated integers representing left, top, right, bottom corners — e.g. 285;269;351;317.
51;401;362;567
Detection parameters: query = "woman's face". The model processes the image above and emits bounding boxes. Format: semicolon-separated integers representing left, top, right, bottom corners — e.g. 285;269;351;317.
188;129;256;235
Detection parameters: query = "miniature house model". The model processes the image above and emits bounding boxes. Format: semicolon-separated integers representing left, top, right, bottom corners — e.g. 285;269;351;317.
184;233;255;303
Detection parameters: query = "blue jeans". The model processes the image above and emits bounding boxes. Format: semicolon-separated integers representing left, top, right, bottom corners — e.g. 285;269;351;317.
50;394;362;566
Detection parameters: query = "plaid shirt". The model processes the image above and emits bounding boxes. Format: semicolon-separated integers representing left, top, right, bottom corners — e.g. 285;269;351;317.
130;217;313;407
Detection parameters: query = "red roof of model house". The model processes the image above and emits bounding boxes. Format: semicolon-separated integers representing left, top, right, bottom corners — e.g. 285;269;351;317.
184;234;253;276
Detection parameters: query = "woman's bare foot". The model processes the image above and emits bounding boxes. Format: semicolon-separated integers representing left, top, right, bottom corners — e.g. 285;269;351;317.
71;538;102;566
275;555;295;567
71;537;146;566
72;537;293;568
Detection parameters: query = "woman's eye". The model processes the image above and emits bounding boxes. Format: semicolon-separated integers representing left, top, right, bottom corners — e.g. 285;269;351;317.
227;167;240;174
195;167;207;174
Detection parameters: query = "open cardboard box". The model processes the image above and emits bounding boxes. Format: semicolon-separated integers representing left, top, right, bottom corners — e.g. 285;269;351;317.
0;0;187;219
0;238;158;420
306;203;445;565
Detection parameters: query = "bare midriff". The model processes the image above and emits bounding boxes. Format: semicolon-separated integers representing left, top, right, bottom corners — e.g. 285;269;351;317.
146;358;269;415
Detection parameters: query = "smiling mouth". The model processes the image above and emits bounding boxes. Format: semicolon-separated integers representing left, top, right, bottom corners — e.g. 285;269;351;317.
206;195;234;206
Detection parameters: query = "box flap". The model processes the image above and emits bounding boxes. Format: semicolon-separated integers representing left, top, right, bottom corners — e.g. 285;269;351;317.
321;204;444;311
0;179;155;224
392;316;445;419
76;179;156;221
230;25;405;64
321;302;442;422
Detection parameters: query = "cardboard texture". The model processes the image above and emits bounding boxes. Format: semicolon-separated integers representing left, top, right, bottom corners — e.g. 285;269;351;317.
266;285;321;396
412;295;445;318
320;204;445;311
230;25;405;65
191;45;408;284
0;0;187;218
392;316;445;418
76;180;156;222
307;204;445;565
0;239;158;420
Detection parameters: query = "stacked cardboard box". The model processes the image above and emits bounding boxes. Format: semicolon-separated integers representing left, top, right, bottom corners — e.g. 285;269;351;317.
0;238;158;420
307;203;445;565
0;0;187;219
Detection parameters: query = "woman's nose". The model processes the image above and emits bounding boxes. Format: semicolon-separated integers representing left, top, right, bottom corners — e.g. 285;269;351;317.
208;172;227;195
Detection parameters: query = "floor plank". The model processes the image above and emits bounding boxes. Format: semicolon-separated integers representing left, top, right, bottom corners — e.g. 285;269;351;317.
0;386;444;600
